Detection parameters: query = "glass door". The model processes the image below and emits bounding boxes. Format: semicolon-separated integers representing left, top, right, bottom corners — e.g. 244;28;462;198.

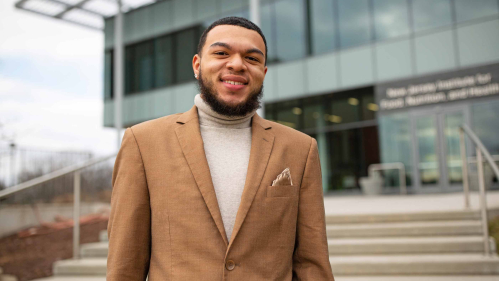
439;108;467;188
411;106;469;192
415;115;440;187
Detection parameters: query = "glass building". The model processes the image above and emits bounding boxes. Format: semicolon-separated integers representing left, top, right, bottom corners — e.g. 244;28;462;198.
103;0;499;195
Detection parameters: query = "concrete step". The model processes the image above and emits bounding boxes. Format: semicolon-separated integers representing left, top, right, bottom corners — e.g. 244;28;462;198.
99;230;107;242
81;242;108;258
328;236;486;255
326;210;480;224
53;258;106;276
330;254;499;275
327;220;483;238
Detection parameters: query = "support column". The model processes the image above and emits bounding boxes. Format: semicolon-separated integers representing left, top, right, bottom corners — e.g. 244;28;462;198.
114;0;124;149
250;0;265;118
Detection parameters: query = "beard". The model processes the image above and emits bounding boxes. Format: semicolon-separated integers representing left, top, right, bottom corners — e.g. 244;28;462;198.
197;69;263;117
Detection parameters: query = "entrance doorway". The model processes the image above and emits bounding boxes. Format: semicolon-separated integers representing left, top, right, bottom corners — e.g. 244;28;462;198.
410;105;471;192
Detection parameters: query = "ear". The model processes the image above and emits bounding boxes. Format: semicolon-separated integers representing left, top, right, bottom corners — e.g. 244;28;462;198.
192;54;201;79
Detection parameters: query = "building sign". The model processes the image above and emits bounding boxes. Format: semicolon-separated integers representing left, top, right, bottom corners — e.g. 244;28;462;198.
375;63;499;112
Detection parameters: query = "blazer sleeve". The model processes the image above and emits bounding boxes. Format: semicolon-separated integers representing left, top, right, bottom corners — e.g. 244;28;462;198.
292;138;335;281
107;128;151;281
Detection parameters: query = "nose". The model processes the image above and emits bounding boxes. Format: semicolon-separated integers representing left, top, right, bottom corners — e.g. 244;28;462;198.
226;54;246;72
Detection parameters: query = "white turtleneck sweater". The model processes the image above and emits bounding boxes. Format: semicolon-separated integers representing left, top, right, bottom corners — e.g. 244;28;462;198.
194;94;256;243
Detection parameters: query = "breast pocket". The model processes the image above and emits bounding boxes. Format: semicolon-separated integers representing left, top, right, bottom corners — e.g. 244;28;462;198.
266;185;299;198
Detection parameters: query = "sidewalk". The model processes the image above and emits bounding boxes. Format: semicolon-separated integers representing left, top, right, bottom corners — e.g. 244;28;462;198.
323;190;499;215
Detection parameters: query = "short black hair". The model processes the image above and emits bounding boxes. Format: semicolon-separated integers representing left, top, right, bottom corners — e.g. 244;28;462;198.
197;16;268;66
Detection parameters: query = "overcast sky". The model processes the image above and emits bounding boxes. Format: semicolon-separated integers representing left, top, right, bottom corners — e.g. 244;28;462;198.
0;0;116;156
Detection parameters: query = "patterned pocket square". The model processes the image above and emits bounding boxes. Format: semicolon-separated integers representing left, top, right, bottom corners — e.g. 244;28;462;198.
272;167;293;186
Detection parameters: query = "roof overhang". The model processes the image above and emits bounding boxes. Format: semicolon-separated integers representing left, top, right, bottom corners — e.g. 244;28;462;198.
14;0;159;31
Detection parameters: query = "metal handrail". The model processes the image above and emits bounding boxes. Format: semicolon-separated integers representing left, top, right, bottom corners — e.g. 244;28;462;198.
467;154;499;164
0;152;117;259
368;162;407;195
459;124;499;256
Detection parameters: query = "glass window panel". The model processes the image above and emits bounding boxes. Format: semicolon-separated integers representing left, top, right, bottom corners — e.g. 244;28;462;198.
338;0;371;49
264;103;277;122
328;129;361;190
412;0;452;32
472;99;499;155
260;2;277;63
361;93;377;120
330;97;360;124
373;0;410;40
444;111;464;184
416;116;439;185
125;45;135;94
310;0;336;54
454;0;499;23
276;101;301;129
303;99;325;130
274;0;307;62
154;36;174;88
379;113;413;187
175;28;197;84
135;41;154;92
104;51;113;99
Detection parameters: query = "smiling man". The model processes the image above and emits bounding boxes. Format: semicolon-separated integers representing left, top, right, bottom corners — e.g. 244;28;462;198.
107;17;335;281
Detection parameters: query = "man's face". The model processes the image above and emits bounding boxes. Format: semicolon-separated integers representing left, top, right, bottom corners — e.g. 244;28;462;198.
193;25;267;116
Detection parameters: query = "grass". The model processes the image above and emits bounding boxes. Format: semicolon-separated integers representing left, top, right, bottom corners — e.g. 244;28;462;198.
490;215;499;254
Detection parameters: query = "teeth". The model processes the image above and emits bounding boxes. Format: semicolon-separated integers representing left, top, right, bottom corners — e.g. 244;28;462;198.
224;80;244;85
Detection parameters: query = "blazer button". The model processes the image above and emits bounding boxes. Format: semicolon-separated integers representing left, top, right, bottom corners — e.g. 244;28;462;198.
225;260;235;271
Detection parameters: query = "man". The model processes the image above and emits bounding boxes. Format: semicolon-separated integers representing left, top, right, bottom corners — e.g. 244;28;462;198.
107;17;334;281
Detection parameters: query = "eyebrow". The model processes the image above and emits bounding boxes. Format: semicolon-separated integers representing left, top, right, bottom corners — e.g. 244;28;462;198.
209;42;264;57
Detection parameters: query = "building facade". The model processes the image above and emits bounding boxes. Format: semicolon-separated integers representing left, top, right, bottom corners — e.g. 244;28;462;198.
103;0;499;194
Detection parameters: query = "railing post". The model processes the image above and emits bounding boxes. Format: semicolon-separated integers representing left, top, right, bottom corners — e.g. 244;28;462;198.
73;170;81;259
476;148;490;256
459;128;470;209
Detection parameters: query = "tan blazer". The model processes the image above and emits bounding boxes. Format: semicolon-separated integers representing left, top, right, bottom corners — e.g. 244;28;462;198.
107;105;335;281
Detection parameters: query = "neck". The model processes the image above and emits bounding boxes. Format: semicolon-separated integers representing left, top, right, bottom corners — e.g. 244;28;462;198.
194;94;256;129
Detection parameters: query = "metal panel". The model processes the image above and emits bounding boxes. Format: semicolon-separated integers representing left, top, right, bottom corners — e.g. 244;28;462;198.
339;45;374;88
220;0;246;14
104;100;115;127
173;82;198;113
276;60;306;99
414;29;457;75
104;17;114;48
122;95;131;125
306;52;338;95
134;6;153;39
196;0;218;20
457;19;499;67
124;9;135;42
375;39;413;82
135;93;151;122
152;88;175;118
173;0;194;29
152;0;173;36
263;66;277;102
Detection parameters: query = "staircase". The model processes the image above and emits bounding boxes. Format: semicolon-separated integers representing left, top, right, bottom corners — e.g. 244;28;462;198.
32;210;499;280
327;210;499;279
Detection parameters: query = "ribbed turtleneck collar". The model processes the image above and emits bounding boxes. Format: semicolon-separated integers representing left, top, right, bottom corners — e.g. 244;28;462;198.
194;94;256;129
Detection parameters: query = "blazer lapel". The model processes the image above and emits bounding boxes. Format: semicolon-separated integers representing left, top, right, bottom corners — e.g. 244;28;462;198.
175;105;229;246
228;113;274;249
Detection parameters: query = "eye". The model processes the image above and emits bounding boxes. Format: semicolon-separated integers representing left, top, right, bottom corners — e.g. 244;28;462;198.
214;51;228;56
247;56;259;62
